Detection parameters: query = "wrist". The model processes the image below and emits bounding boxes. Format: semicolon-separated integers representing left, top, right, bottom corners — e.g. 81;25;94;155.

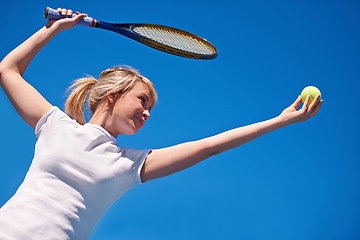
40;23;63;41
44;20;64;34
276;113;297;127
273;115;291;129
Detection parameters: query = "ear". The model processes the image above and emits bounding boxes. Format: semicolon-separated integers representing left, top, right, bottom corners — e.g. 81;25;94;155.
106;92;118;104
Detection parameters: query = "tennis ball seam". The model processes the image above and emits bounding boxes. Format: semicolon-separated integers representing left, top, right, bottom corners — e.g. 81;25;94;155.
307;88;314;102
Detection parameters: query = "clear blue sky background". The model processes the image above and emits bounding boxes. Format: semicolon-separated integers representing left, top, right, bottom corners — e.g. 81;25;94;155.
1;0;359;239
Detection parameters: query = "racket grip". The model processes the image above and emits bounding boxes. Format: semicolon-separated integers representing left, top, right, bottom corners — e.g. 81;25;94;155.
44;7;96;27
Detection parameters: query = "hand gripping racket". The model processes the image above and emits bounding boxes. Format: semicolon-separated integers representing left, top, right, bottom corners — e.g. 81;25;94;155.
44;7;218;60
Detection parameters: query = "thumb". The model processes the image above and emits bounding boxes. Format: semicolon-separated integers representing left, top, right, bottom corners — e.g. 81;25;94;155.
72;12;88;24
291;95;302;109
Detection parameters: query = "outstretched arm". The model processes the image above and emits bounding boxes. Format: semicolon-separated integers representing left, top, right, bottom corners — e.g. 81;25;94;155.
0;9;86;129
141;95;323;182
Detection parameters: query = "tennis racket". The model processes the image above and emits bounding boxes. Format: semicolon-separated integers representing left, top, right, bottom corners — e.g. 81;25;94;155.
44;7;218;60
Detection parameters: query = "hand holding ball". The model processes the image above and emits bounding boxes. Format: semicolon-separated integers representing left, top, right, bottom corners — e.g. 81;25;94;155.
301;86;321;106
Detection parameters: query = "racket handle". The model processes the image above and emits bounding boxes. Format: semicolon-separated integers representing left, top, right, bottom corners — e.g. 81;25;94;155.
43;7;96;27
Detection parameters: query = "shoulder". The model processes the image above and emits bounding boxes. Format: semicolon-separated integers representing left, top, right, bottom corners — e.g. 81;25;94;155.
35;106;77;137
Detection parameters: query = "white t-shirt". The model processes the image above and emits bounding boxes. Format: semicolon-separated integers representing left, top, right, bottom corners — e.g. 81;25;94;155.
0;107;150;240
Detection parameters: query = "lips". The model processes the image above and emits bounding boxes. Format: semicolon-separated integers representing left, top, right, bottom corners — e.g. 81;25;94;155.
135;116;145;129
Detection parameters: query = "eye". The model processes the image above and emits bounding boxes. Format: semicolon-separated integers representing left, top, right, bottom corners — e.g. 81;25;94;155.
139;96;145;103
139;95;152;111
138;96;146;107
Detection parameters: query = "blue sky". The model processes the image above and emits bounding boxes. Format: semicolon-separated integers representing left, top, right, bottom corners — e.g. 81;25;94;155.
0;0;359;239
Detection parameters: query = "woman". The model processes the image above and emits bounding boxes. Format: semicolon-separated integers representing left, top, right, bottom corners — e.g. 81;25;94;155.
0;9;322;240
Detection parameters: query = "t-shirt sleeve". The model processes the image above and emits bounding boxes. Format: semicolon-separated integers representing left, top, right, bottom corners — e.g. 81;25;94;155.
35;106;75;138
122;148;151;185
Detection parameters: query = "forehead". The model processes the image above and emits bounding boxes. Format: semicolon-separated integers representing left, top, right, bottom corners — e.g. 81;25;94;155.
130;82;151;95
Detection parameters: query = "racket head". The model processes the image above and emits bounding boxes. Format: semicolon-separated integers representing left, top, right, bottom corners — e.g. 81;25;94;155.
98;22;218;59
131;24;218;59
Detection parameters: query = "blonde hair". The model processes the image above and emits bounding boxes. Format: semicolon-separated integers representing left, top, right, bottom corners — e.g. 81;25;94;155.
65;66;157;125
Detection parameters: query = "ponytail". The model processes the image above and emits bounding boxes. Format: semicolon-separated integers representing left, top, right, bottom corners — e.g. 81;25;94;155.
65;77;97;125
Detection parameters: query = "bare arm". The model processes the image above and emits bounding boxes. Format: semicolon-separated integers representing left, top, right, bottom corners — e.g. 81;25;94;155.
0;10;86;129
141;95;323;182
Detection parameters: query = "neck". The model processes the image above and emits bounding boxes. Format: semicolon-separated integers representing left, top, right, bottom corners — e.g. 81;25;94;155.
89;100;117;137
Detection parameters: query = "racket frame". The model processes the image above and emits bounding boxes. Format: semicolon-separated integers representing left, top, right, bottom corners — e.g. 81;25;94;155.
95;21;218;59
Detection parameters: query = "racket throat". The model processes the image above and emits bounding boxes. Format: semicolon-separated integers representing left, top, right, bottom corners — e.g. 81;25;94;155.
93;19;101;28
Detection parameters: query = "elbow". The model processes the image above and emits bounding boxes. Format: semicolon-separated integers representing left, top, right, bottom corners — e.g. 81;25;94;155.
0;59;15;76
203;139;223;158
0;62;17;84
208;149;222;158
0;61;7;81
0;63;3;83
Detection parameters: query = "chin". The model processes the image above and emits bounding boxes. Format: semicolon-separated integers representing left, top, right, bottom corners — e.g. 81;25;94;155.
124;131;137;136
119;122;143;136
123;127;140;136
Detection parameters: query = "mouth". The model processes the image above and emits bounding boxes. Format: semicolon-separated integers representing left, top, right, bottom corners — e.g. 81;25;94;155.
135;116;145;129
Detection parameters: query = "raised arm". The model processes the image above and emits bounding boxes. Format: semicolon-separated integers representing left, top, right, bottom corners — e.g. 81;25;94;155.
0;9;86;129
141;95;323;182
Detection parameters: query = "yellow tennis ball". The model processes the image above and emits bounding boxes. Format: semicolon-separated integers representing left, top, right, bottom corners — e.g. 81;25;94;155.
301;86;321;106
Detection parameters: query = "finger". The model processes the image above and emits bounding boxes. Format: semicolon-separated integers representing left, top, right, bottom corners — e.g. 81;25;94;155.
302;95;310;110
291;95;302;109
67;13;87;26
57;8;65;16
308;94;321;110
314;94;321;105
309;99;323;118
61;8;67;16
72;13;87;22
67;9;73;16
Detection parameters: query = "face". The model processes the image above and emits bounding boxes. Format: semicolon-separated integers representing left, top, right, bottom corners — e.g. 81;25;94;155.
107;82;154;136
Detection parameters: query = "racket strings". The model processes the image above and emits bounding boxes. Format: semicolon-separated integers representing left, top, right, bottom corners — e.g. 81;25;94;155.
133;26;215;55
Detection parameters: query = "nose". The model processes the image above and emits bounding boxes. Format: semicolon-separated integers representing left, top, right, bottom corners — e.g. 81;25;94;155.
143;110;150;120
